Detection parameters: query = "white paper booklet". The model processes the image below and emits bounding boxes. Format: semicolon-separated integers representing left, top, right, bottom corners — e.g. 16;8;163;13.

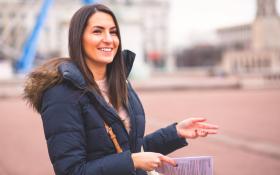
156;156;213;175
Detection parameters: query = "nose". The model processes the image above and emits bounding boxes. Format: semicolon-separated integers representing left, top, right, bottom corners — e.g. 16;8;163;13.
102;32;113;43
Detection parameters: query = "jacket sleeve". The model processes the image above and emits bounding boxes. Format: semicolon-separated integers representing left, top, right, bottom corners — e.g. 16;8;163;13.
143;123;188;155
41;87;136;175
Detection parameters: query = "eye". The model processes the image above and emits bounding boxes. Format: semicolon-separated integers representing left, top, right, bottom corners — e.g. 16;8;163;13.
92;29;102;34
110;30;118;36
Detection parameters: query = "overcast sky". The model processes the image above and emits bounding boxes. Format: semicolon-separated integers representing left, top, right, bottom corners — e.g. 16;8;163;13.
169;0;280;47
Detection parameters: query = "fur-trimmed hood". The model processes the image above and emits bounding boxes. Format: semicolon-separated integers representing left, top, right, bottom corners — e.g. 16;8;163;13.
23;50;135;113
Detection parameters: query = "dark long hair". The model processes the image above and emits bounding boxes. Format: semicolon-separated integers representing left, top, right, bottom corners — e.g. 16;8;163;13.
68;4;127;110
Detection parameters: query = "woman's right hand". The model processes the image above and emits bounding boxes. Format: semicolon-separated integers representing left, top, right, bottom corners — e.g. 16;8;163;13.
131;152;177;171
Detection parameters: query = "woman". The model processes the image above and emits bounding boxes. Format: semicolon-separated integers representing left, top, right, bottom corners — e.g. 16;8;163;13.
24;3;218;175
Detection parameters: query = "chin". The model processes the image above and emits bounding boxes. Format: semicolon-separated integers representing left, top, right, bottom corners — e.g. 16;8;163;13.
100;57;114;64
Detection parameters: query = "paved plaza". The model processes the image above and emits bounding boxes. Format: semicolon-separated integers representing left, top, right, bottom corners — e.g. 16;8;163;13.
0;82;280;175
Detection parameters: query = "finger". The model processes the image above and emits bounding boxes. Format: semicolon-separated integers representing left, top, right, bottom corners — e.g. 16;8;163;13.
158;160;163;168
190;117;207;123
154;158;161;164
199;133;208;137
159;155;177;167
196;122;219;129
194;129;199;137
153;163;159;169
153;158;161;169
204;129;218;134
197;130;208;137
198;129;218;136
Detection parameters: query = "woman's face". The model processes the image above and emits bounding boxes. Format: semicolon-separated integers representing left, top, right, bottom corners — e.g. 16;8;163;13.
82;12;119;68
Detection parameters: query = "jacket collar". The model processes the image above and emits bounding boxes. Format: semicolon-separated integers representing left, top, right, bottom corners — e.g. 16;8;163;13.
58;49;135;89
59;61;87;89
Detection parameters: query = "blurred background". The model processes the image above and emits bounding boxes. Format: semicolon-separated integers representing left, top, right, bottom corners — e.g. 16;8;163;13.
0;0;280;174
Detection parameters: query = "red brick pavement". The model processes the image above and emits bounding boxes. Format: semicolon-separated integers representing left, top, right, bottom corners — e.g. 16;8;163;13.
0;89;280;175
0;98;54;175
142;89;280;175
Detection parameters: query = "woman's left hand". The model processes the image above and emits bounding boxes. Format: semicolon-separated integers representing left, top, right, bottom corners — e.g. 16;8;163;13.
176;118;219;139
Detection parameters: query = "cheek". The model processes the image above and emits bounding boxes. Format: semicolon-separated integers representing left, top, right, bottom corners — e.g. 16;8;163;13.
114;38;120;48
83;38;99;53
84;36;98;46
83;37;90;51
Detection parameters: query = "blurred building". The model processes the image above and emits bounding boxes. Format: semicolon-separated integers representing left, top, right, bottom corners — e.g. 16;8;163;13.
218;0;280;76
108;0;170;77
0;0;41;61
217;24;251;51
176;44;223;69
0;0;81;69
0;0;170;77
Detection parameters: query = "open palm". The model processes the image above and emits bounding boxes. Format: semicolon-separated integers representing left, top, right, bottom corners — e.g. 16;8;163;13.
176;118;219;139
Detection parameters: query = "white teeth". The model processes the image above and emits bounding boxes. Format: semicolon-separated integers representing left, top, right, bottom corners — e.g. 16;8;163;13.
100;48;112;52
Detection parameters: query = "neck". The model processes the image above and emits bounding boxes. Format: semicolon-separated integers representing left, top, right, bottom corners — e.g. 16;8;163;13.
85;59;107;81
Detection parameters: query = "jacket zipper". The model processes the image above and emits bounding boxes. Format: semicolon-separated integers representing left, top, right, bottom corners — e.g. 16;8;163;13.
126;94;137;152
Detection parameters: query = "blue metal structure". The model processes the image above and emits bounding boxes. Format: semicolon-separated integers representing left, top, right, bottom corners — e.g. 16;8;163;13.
83;0;96;4
16;0;96;73
16;0;54;73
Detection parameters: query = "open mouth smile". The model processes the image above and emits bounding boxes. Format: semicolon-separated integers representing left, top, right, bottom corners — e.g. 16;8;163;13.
98;47;113;52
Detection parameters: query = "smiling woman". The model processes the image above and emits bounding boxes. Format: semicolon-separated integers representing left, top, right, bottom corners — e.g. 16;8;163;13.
83;11;120;80
23;3;218;175
68;4;126;110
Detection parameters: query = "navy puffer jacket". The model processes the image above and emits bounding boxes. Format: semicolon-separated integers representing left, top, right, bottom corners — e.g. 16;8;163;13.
29;50;187;175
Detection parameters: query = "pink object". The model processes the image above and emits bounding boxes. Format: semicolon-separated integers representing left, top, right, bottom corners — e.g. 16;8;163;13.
156;156;213;175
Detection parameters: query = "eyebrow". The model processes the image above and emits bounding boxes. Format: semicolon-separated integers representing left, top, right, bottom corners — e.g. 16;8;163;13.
92;26;117;30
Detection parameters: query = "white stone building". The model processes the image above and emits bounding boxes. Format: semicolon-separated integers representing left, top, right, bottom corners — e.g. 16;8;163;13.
218;0;280;76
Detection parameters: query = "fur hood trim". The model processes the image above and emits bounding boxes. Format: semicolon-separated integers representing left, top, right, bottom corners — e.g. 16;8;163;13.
23;57;71;113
